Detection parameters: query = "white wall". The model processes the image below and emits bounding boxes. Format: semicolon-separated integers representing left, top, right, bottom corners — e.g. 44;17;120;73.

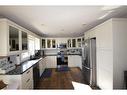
85;19;113;89
95;19;113;89
113;18;127;89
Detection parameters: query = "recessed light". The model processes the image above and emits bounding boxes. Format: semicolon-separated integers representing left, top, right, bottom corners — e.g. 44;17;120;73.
101;6;121;10
82;23;86;26
61;29;64;31
41;24;45;26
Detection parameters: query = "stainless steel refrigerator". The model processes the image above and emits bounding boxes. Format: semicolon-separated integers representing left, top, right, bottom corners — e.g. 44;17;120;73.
82;38;96;86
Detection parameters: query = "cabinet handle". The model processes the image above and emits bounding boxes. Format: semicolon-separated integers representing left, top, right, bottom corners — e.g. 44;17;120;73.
26;79;30;83
26;70;30;74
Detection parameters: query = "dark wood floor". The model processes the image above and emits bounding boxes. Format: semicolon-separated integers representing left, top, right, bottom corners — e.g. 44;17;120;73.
35;67;87;89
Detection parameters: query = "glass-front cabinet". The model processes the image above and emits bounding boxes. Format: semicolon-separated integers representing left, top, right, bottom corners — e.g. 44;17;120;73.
52;39;56;48
9;26;19;51
22;31;28;50
46;39;56;48
42;39;46;48
67;39;71;48
47;39;51;48
72;39;76;47
77;38;81;47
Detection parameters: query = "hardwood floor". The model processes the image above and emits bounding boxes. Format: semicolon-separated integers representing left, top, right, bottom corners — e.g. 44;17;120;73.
35;67;86;89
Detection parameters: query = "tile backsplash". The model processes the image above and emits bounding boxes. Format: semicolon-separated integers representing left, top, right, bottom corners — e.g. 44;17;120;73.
0;55;16;74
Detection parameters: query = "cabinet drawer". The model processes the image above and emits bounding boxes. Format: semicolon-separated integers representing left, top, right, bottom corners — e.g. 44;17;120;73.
22;67;33;80
22;67;33;89
22;78;33;89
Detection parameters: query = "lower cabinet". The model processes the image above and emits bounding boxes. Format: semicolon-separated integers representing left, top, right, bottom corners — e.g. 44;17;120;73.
39;58;46;77
0;67;34;89
21;67;33;89
68;55;82;69
45;56;57;68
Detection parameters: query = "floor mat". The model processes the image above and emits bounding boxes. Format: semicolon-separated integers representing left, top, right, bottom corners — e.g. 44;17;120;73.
56;67;70;72
41;69;52;78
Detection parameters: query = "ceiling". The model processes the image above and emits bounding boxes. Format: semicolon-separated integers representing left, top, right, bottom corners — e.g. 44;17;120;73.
0;6;127;37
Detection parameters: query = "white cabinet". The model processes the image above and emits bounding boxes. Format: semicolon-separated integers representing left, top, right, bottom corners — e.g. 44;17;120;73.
21;67;33;89
68;55;82;69
0;67;33;89
45;56;57;68
0;18;40;56
0;19;20;56
39;58;46;76
84;18;127;89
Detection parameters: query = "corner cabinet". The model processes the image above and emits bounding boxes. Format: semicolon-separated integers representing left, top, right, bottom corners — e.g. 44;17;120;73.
67;37;83;48
41;38;56;49
0;19;28;56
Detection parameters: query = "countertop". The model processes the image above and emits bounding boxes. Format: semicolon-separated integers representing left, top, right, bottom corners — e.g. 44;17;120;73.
5;58;42;75
1;54;81;75
45;54;81;56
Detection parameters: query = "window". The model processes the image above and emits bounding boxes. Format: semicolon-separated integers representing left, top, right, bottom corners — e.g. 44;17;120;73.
28;35;35;55
35;37;40;50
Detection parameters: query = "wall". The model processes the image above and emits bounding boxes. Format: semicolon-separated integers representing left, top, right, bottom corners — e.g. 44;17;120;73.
85;19;113;89
113;18;127;89
95;19;113;89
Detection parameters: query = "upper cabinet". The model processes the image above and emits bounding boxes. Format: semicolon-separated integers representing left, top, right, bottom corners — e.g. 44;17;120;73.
47;39;51;48
72;39;76;47
22;31;28;50
9;26;19;51
0;18;39;56
41;39;46;48
77;38;82;47
41;38;56;49
52;39;56;48
67;39;71;48
67;37;83;48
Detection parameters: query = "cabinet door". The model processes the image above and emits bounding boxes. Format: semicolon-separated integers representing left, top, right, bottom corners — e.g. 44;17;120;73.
68;55;75;67
22;67;33;89
47;39;51;48
42;39;46;48
46;56;56;68
72;39;76;47
67;39;71;48
52;39;56;48
39;58;46;76
77;38;81;47
9;26;19;51
74;55;82;69
68;55;82;68
22;31;28;50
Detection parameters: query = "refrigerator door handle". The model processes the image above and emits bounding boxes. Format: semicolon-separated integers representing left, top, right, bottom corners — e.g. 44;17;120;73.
82;65;92;70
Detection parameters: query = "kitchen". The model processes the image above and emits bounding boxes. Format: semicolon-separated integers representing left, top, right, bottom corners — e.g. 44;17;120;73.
0;6;127;90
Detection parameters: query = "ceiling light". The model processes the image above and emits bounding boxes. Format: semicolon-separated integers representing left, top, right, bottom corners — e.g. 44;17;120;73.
82;23;86;26
41;24;45;26
101;6;121;10
98;11;113;19
61;29;64;31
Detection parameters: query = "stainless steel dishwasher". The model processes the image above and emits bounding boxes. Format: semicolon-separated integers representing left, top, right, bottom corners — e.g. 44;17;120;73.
33;62;40;88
